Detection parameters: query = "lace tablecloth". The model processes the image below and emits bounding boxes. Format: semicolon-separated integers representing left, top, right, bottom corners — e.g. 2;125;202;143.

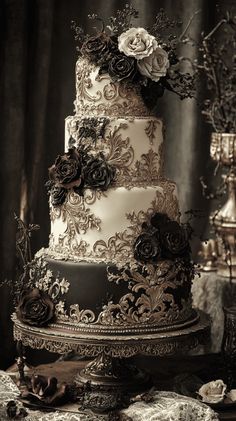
191;271;234;353
0;371;219;421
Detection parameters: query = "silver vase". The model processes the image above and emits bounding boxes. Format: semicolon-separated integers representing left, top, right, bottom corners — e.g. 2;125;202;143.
210;133;236;277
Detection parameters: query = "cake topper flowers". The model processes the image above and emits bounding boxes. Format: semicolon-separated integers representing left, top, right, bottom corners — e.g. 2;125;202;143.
71;5;195;109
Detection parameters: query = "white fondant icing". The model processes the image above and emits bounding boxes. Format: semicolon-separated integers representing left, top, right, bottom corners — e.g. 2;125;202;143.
65;116;163;181
49;58;180;264
49;181;179;262
74;57;152;117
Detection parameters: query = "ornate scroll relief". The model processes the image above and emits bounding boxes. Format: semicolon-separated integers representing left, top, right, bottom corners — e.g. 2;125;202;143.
69;304;96;324
145;119;159;145
75;59;102;103
30;254;69;299
96;261;193;326
50;191;101;235
49;233;90;261
132;149;160;183
92;182;179;262
28;253;70;321
75;58;152;117
49;261;192;327
105;123;135;183
101;123;161;187
49;181;178;263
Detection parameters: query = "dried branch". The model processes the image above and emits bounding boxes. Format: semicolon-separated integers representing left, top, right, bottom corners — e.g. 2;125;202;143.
179;9;201;41
192;9;236;132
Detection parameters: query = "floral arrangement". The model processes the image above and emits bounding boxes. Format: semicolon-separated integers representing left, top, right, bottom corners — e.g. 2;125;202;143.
72;5;195;108
133;212;192;264
46;143;116;206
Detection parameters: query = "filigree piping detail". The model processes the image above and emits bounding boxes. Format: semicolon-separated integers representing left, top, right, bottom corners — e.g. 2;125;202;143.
66;119;163;188
75;59;102;103
131;149;160;183
49;181;179;263
145;120;159;145
74;58;153;117
49;234;90;260
105;123;135;183
91;183;179;262
29;253;70;302
96;260;193;326
50;191;101;235
69;304;96;324
13;312;210;357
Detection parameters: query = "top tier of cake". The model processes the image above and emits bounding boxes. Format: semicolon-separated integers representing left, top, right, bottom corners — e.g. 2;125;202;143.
74;57;153;118
65;57;165;186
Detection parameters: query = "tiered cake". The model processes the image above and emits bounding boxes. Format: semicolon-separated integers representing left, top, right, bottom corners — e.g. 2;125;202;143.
15;19;200;340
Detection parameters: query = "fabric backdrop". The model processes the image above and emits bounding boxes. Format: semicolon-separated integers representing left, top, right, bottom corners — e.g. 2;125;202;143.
0;0;233;369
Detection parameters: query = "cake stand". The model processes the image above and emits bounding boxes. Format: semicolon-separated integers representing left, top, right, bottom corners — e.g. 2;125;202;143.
12;310;210;412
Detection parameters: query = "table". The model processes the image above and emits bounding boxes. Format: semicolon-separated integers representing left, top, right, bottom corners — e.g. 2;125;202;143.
3;354;236;421
192;271;236;353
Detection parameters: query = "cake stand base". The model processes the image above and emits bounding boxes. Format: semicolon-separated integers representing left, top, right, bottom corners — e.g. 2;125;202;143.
75;352;151;411
13;311;210;412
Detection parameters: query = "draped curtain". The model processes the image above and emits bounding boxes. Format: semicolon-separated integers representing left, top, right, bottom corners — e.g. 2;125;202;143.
0;0;230;368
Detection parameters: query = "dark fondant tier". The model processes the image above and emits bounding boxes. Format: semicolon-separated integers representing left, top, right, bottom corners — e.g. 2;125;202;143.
44;256;198;337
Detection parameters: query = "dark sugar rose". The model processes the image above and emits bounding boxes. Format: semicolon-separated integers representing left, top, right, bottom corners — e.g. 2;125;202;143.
51;185;67;206
134;232;161;263
16;288;54;327
108;54;137;82
6;401;27;419
6;401;17;418
150;212;171;229
84;156;116;190
81;33;117;65
49;148;82;189
79;126;97;142
78;117;109;142
160;220;190;256
20;374;69;406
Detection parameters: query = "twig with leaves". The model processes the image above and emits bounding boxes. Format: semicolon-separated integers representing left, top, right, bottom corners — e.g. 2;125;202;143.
14;215;39;305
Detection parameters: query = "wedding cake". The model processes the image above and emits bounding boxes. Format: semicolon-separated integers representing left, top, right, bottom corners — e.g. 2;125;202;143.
15;10;199;338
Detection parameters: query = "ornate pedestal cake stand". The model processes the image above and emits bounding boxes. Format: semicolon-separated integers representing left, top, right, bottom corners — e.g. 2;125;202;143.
13;311;210;412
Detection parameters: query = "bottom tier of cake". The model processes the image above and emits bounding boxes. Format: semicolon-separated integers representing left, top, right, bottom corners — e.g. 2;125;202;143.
22;249;198;337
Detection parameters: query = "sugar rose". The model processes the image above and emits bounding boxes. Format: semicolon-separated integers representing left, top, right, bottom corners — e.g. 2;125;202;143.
137;47;169;82
49;148;82;189
16;288;54;327
198;380;227;404
50;185;67;206
84;156;116;191
81;33;117;65
160;220;190;256
118;27;157;60
134;232;161;263
108;54;137;82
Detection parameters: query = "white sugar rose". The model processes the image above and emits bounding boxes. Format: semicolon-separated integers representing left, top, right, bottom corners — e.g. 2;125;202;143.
198;380;227;404
137;47;169;82
226;389;236;402
118;27;157;60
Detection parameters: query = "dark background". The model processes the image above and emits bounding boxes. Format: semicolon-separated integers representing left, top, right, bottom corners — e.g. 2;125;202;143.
0;0;233;369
